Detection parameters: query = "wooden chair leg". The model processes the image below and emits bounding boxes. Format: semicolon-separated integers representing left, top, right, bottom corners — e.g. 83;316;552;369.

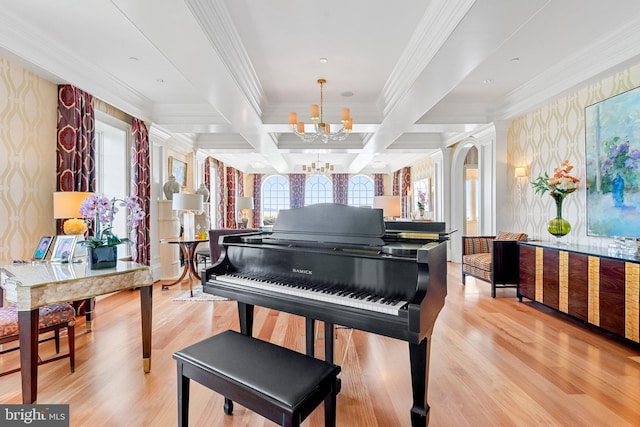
68;323;75;372
54;329;60;353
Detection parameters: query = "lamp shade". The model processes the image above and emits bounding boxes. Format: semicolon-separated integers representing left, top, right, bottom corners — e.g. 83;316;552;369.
172;193;203;212
514;166;527;178
373;196;401;218
236;197;254;210
53;191;93;219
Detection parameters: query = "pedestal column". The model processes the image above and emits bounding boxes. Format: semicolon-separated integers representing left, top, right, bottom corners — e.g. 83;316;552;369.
158;200;180;280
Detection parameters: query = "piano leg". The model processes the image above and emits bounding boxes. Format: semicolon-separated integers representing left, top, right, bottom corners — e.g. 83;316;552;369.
324;322;334;364
237;302;254;336
305;318;315;356
409;338;431;427
304;318;335;364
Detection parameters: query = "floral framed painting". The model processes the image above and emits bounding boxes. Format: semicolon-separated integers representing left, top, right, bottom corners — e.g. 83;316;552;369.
585;85;640;238
169;156;187;188
413;178;430;212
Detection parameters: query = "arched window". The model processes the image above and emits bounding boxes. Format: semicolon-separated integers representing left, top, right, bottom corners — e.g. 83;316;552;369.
305;175;332;205
348;175;374;207
262;175;290;225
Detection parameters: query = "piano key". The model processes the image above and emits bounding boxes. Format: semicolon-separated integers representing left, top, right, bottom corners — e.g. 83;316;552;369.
213;273;407;315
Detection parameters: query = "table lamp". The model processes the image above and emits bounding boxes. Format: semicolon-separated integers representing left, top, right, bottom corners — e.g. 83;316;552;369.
53;191;93;258
172;193;204;240
236;197;254;229
373;196;401;221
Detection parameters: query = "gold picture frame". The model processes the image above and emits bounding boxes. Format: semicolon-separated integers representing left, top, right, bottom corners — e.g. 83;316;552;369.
169;156;187;188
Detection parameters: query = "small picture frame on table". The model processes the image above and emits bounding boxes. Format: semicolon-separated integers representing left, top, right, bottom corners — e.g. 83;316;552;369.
50;235;77;263
32;235;54;261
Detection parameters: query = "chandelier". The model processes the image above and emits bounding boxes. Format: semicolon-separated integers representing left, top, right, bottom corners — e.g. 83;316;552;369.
289;79;353;143
303;154;335;176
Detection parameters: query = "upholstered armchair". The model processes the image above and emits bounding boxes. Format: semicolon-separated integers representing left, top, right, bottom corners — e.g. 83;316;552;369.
461;231;528;297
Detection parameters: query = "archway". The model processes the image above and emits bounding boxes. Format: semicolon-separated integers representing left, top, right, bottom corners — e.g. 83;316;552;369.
449;126;496;262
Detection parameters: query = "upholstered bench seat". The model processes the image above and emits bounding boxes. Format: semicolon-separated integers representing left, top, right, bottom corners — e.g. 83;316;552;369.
0;303;76;376
461;252;493;281
173;329;341;427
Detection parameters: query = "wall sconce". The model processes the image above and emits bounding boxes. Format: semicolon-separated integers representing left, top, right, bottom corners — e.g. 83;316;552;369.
514;166;528;200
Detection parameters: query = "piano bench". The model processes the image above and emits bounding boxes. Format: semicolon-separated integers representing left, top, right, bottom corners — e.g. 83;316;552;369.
173;330;341;427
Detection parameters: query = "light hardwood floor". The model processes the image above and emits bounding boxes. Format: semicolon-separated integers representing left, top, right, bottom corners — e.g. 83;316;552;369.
1;263;639;426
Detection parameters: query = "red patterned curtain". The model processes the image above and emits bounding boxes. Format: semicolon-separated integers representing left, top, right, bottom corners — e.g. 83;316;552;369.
237;170;244;197
130;118;150;265
374;174;384;196
204;157;212;196
253;174;262;228
392;170;400;196
289;174;306;209
56;85;95;233
225;166;237;228
332;174;349;204
401;167;411;218
216;160;225;228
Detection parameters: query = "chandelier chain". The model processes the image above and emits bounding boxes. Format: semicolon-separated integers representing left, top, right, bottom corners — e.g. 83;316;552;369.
319;79;324;123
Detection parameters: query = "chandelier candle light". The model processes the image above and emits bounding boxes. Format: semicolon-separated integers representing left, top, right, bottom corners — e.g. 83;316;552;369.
289;79;353;143
303;153;335;175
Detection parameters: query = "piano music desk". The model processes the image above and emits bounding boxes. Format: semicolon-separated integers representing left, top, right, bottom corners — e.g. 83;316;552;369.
161;237;209;297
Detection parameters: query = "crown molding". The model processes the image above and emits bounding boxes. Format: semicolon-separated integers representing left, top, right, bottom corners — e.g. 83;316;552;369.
0;10;154;122
185;0;265;117
150;124;195;152
380;0;475;118
494;15;640;120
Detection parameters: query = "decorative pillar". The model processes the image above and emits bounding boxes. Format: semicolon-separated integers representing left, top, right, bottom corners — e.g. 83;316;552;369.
157;200;180;280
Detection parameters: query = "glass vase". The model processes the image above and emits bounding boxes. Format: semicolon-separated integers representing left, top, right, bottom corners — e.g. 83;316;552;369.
547;193;571;242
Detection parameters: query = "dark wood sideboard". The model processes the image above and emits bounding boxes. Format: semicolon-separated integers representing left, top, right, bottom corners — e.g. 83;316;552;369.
518;241;640;345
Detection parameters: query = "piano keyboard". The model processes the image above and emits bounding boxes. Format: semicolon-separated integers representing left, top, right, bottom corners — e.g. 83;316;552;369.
211;272;408;316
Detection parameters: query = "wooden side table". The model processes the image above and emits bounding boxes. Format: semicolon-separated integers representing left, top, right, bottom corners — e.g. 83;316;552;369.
160;237;209;296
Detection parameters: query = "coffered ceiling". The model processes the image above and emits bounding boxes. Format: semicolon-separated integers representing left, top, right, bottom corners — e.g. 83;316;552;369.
1;0;640;175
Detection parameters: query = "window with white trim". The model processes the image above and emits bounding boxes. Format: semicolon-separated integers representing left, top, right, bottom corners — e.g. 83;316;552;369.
262;175;290;225
348;175;374;207
305;175;332;205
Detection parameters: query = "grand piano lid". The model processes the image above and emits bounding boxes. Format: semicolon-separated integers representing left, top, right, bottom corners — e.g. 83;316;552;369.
264;203;386;247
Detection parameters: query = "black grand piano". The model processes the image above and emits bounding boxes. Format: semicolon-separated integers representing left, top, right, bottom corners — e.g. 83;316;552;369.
202;203;450;427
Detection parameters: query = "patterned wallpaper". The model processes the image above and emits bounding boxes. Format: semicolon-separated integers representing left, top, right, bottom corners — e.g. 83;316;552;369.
0;57;57;260
508;63;640;246
411;155;435;181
